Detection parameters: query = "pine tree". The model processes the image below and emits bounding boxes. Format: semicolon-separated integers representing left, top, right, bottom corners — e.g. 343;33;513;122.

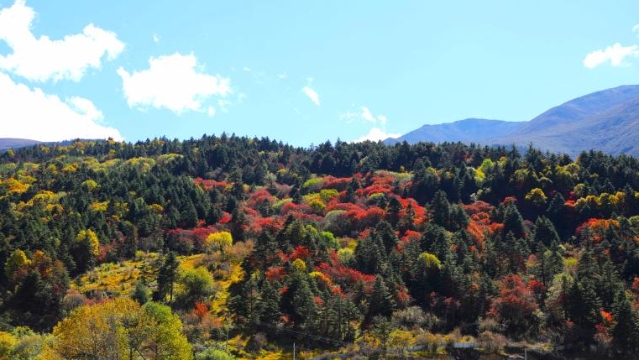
154;252;179;305
258;279;281;325
612;290;639;355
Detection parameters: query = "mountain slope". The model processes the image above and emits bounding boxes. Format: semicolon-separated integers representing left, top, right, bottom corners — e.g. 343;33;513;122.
391;85;639;157
0;138;41;150
386;118;525;145
503;85;639;156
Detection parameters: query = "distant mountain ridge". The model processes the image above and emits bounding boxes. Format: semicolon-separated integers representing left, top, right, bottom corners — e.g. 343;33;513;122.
388;85;639;157
0;138;107;151
0;138;42;151
385;118;524;145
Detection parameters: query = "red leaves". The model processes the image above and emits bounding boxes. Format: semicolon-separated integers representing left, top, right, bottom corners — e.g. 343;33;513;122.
315;262;375;287
219;212;232;224
600;309;614;326
576;218;620;243
194;178;229;191
488;274;539;334
527;279;546;295
193;301;209;321
322;176;352;191
265;266;286;281
290;246;310;261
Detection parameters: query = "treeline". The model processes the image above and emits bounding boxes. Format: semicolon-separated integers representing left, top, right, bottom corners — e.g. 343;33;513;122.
2;135;639;358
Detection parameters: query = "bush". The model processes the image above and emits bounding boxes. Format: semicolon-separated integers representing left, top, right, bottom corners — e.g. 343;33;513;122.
478;331;507;353
391;306;439;331
195;347;235;360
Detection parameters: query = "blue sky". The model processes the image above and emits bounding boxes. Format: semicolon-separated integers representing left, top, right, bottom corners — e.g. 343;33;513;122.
1;0;639;146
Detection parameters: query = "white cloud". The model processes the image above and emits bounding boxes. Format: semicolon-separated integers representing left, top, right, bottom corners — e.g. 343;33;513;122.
0;0;124;82
340;106;387;124
633;24;639;34
207;106;215;117
153;34;160;43
361;107;375;122
583;42;639;68
302;86;320;106
117;52;231;114
351;127;401;143
0;72;122;141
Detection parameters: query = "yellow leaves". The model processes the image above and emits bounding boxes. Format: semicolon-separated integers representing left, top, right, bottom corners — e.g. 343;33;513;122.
51;298;193;360
319;188;339;202
76;229;100;257
309;271;332;287
308;197;326;214
302;177;324;192
525;188;547;206
338;247;354;264
81;179;99;191
157;153;183;166
124;157;156;172
292;258;307;272
61;164;77;173
564;257;578;275
89;201;109;212
419;252;442;270
388;329;416;348
206;231;233;253
4;249;31;282
0;331;16;360
148;203;164;213
20;191;64;213
574;191;625;214
2;177;29;195
474;158;495;184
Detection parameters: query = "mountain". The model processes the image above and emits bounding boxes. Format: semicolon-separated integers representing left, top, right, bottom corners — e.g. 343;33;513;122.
385;118;525;145
390;85;639;157
0;138;41;150
503;85;639;156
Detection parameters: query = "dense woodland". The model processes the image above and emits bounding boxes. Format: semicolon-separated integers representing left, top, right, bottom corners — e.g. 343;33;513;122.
2;135;639;358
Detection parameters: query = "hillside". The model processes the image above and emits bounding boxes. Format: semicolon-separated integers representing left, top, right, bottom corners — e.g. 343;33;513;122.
0;138;41;150
2;136;639;358
385;118;524;145
392;85;639;157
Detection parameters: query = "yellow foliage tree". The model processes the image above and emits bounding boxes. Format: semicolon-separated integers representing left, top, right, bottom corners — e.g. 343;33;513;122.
4;249;31;282
206;231;233;253
525;188;547;206
76;229;100;258
418;252;442;270
50;298;192;360
292;258;307;272
0;331;16;360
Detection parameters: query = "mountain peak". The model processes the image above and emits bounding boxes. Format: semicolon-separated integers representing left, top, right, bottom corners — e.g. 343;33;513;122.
391;85;639;157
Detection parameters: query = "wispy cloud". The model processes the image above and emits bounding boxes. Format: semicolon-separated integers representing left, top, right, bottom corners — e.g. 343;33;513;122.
117;52;231;114
583;42;639;68
0;0;124;82
340;106;387;124
352;127;401;143
302;86;320;106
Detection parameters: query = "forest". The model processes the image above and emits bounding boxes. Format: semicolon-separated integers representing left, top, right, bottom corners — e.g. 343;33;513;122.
2;134;639;359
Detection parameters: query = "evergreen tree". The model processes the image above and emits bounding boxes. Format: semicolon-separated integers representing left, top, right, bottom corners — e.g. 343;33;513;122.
154;252;179;305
